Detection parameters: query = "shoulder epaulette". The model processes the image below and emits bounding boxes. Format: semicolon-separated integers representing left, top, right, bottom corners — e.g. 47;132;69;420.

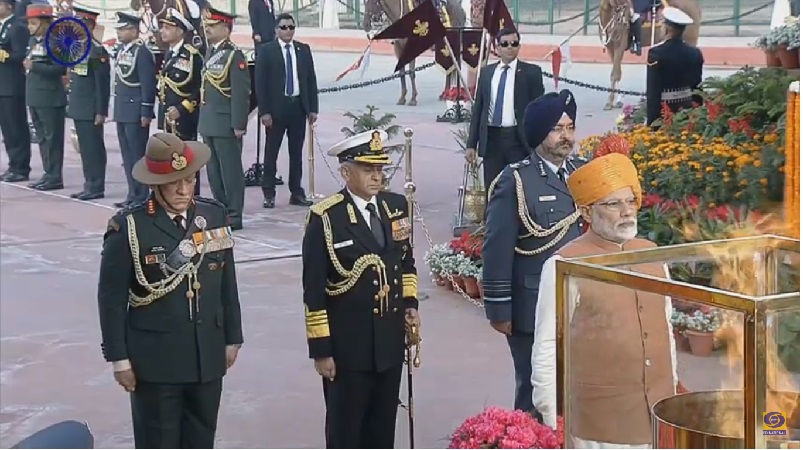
118;199;147;216
310;193;344;216
195;195;226;210
183;43;199;54
108;201;145;232
509;158;531;170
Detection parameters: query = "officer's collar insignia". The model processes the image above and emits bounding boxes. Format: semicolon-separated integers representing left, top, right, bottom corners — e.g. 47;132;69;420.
347;204;358;224
369;132;383;152
538;160;547;177
147;198;156;215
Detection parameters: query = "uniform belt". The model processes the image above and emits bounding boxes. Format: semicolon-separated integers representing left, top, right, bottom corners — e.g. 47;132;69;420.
661;88;692;102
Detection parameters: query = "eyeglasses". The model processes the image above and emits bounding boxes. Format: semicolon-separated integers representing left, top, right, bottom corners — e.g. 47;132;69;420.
278;25;295;30
498;40;519;48
594;198;638;211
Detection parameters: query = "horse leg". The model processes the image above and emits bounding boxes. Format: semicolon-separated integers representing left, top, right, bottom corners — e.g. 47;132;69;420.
604;46;617;110
407;58;418;106
610;45;625;109
394;41;407;105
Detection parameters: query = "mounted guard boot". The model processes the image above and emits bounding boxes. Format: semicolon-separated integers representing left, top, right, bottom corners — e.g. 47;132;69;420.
630;16;643;56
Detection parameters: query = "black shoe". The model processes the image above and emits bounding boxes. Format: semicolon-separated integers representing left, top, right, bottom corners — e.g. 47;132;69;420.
230;222;243;231
28;177;47;188
77;192;104;201
289;194;312;207
34;181;64;191
114;200;131;208
70;191;86;199
275;175;284;186
0;171;10;181
262;197;275;209
4;173;29;182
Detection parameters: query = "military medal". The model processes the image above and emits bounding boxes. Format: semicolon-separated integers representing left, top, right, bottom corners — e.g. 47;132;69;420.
194;215;207;229
179;239;197;257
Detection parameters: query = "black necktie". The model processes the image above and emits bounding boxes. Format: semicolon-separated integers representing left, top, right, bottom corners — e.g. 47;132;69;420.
173;215;185;233
365;203;385;249
557;167;568;184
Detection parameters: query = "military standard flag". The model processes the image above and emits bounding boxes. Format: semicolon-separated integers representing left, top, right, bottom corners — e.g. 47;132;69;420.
372;0;448;72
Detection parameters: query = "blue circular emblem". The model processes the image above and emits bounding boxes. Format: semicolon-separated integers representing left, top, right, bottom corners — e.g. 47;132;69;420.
45;17;91;67
763;412;786;429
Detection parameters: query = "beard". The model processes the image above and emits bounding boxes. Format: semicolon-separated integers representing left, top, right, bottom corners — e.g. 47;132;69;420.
591;209;638;244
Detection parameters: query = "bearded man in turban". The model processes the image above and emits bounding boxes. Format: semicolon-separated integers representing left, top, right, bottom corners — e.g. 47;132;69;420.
530;153;679;448
482;89;587;412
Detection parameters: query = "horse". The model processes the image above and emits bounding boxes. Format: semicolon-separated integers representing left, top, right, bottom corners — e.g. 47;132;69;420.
363;0;466;106
131;0;207;52
598;0;701;110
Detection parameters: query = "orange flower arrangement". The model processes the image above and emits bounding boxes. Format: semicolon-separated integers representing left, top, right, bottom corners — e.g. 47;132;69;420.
784;82;800;238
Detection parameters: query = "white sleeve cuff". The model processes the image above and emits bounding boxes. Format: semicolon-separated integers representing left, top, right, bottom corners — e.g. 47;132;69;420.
112;359;132;372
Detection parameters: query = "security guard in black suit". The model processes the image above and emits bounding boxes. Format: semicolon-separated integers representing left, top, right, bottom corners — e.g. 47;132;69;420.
302;129;421;449
24;3;66;191
98;133;243;449
199;7;250;231
112;12;157;208
67;6;111;201
157;8;203;195
0;0;31;182
645;6;703;128
482;89;586;413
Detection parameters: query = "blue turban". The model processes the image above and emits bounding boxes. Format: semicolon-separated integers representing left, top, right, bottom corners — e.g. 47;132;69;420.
523;89;578;149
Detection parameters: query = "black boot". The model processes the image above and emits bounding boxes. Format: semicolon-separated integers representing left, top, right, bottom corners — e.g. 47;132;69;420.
630;18;643;56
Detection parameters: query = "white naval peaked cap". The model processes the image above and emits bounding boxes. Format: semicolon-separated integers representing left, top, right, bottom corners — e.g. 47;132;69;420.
327;129;389;157
662;6;694;25
161;8;194;31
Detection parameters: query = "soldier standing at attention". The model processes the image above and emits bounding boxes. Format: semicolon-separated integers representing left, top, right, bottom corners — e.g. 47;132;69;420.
67;6;110;201
24;3;66;192
645;7;703;128
112;11;157;208
199;7;250;231
302;129;421;448
97;132;244;449
482;90;587;413
0;0;31;183
157;8;203;195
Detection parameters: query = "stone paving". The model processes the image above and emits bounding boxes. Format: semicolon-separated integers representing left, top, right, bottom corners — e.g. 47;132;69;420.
0;53;743;448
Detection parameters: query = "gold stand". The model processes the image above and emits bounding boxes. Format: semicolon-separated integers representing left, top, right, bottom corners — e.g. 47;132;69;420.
306;122;324;201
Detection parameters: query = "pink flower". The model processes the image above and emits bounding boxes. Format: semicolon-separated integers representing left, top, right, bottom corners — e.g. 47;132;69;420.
448;407;564;449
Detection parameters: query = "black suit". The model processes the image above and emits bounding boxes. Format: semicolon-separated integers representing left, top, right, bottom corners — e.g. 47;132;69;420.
302;190;419;448
97;196;244;449
0;15;31;177
646;37;703;127
467;60;544;190
248;0;275;53
255;39;318;198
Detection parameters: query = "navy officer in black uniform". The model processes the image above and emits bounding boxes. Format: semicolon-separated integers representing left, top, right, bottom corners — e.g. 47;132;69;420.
0;0;31;182
301;129;421;448
482;89;587;413
97;132;243;449
645;6;703;128
112;11;157;208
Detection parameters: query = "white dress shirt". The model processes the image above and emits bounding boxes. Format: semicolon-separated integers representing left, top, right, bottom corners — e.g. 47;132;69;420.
488;58;518;127
280;39;300;97
539;156;568;176
348;189;378;229
530;254;678;447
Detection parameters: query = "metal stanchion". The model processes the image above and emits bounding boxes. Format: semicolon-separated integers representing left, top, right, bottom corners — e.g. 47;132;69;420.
306;122;324;201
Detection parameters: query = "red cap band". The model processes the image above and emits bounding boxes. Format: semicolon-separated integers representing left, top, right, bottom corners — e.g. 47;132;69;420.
208;12;233;23
145;146;195;174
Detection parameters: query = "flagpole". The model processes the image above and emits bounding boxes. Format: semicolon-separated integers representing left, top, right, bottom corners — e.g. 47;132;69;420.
477;29;488;68
444;36;475;103
541;12;599;60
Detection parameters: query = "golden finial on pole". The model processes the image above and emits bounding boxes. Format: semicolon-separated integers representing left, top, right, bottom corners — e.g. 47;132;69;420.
307;122;323;200
403;127;416;247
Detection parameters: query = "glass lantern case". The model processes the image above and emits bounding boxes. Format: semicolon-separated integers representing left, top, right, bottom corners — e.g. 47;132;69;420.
554;235;800;449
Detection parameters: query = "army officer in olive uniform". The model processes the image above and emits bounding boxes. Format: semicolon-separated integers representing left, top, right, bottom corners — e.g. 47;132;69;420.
302;129;421;448
112;11;157;208
199;7;249;231
67;6;110;201
0;0;31;183
97;132;243;449
24;3;66;191
157;8;203;196
483;90;587;413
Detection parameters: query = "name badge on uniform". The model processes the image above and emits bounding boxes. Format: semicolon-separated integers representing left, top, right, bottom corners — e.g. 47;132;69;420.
538;195;557;202
391;218;411;241
31;45;45;57
333;240;353;249
144;253;166;265
73;62;88;76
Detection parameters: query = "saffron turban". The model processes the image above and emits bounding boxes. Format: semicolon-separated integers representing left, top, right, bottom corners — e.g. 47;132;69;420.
523;89;577;149
567;153;643;207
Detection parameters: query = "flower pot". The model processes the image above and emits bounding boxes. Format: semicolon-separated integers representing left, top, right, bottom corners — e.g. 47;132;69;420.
766;49;783;68
463;276;481;298
673;329;691;353
452;274;466;292
434;274;446;287
778;45;800;69
686;330;715;357
444;274;454;291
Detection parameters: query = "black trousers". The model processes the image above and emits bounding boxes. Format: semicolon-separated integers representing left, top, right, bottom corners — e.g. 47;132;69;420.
322;366;403;449
262;97;306;196
506;332;535;412
117;122;151;203
0;95;31;176
29;106;66;183
74;119;107;194
130;378;223;449
483;126;530;194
